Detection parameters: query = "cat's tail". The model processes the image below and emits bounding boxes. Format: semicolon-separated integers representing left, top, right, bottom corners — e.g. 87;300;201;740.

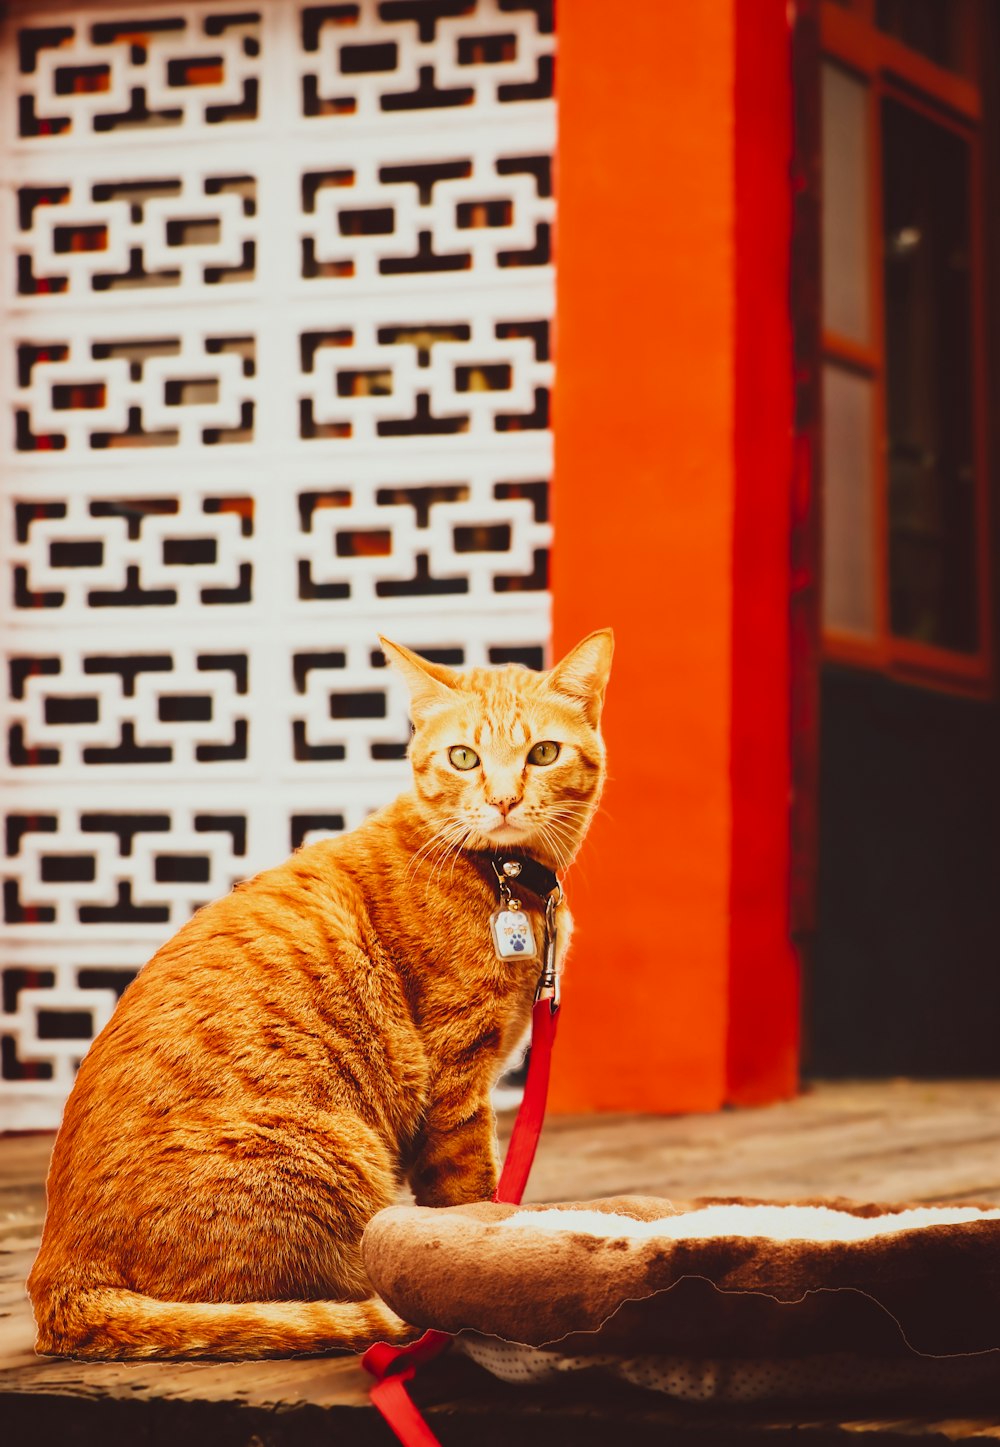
34;1284;414;1360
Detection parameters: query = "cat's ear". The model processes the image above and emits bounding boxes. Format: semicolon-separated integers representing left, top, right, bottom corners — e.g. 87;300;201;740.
379;636;460;724
547;629;614;726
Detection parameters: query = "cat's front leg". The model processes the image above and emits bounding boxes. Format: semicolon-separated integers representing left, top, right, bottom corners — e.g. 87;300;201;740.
408;1097;499;1207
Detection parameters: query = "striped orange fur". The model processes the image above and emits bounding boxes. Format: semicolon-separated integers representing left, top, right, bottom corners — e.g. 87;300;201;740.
28;630;613;1360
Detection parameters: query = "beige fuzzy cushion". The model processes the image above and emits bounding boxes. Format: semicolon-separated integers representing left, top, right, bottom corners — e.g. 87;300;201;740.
361;1195;1000;1399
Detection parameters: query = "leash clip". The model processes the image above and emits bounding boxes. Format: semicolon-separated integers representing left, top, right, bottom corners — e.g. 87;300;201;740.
535;882;563;1011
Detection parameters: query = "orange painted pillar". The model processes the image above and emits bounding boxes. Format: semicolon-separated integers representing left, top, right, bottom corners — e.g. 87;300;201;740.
550;0;799;1113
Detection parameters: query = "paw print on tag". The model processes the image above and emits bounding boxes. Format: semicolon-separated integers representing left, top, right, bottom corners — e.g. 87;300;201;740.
490;908;537;962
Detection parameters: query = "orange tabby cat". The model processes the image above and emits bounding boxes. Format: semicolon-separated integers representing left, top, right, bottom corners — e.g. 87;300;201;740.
28;629;613;1360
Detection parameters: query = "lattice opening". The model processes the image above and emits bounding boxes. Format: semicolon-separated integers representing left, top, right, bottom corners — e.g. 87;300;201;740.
489;645;544;668
77;967;138;1000
2;1037;54;1082
293;651;348;692
290;814;345;849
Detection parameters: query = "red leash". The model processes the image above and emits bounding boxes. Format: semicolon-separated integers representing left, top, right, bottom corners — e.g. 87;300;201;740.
362;995;560;1445
490;996;559;1205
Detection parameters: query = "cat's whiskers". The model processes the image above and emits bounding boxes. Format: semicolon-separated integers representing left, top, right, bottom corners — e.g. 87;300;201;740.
542;802;591;843
536;815;580;871
421;821;470;879
445;823;478;886
560;804;606;887
536;802;600;878
404;823;455;883
425;813;480;879
534;823;570;871
406;817;470;895
424;821;477;894
583;800;615;826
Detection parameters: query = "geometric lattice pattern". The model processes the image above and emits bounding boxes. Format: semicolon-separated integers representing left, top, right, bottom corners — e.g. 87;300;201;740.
1;0;555;1126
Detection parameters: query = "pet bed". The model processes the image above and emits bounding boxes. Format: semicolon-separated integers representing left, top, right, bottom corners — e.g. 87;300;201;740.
362;1195;1000;1405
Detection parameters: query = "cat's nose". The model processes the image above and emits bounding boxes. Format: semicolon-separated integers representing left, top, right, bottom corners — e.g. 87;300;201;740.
494;798;520;818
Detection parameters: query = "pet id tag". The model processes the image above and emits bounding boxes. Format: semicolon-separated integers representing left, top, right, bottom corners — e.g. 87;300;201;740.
490;900;539;961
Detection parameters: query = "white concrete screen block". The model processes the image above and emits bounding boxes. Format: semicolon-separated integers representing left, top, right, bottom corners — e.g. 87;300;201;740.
0;0;556;1128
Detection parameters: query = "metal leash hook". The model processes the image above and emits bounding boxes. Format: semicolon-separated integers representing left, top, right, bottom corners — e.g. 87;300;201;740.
536;882;563;1010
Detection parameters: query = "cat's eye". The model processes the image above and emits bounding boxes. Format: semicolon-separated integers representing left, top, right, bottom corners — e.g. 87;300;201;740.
448;746;480;771
528;740;560;767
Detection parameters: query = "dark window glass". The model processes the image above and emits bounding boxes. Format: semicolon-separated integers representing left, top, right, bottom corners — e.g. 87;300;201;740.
875;0;967;75
882;97;978;653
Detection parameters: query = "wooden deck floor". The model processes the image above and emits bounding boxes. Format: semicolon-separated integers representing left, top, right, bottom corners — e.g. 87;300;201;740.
5;1080;1000;1444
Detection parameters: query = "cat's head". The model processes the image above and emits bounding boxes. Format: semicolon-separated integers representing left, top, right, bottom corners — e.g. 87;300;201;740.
380;631;613;869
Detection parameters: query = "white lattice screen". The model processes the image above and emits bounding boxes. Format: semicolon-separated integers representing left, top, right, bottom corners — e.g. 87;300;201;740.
0;0;555;1128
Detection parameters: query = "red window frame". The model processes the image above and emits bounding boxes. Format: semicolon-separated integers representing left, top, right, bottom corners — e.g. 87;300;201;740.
820;0;993;694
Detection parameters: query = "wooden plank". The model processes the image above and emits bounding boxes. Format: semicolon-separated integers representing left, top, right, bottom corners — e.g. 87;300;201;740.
526;1081;1000;1200
6;1083;1000;1443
